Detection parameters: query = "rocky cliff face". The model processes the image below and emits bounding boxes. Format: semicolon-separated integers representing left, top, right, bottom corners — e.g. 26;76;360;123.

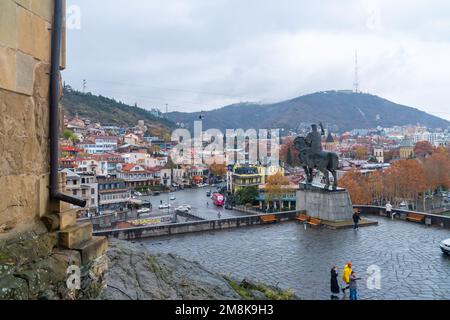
101;239;298;300
0;231;107;300
100;239;241;300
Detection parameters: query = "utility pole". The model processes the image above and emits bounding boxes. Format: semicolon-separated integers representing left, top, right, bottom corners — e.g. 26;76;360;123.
353;50;359;93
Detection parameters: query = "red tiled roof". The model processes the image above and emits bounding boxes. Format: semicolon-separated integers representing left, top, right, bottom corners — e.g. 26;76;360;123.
61;146;81;152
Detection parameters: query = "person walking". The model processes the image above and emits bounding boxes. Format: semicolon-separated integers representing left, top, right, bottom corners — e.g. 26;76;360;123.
353;211;361;230
342;262;352;294
386;202;393;218
330;266;340;299
349;271;362;300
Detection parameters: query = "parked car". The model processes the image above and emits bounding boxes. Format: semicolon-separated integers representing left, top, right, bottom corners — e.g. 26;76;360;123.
137;208;151;214
399;201;408;210
440;239;450;255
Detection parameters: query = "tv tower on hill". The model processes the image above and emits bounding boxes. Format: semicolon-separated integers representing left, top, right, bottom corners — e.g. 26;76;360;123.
353;50;359;93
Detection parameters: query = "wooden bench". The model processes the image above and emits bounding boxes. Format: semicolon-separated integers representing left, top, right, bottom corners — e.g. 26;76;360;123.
307;218;322;227
406;213;425;223
260;215;277;223
296;214;310;223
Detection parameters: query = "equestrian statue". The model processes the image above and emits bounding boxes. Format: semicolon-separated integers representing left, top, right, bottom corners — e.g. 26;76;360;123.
294;122;339;190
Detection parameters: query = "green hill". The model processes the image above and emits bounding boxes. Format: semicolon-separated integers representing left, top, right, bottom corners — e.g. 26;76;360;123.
61;86;176;130
168;90;450;132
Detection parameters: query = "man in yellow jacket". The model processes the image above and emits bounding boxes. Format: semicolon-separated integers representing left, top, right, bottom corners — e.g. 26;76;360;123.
342;262;352;294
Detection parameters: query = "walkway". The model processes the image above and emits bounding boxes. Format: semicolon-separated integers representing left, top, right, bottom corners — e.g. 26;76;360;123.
141;215;450;300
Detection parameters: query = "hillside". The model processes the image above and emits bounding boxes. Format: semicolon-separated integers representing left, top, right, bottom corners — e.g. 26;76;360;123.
61;86;176;130
167;91;450;132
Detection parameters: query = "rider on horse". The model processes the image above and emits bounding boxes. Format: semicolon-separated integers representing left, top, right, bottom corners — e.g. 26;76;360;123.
305;123;325;161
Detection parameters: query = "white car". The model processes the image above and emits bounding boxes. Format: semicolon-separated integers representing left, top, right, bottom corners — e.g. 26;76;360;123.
440;239;450;255
137;208;151;214
159;203;171;209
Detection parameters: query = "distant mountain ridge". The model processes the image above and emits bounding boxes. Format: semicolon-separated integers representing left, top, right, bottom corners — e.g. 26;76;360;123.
61;86;176;130
167;91;450;132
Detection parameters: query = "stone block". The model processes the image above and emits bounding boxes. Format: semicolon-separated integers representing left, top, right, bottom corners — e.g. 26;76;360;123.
59;208;77;230
52;249;81;267
14;0;31;10
31;0;54;23
37;174;50;218
50;199;72;214
0;0;17;48
296;188;354;222
74;237;109;265
58;221;93;249
0;45;17;91
17;5;51;62
16;51;36;95
41;213;60;232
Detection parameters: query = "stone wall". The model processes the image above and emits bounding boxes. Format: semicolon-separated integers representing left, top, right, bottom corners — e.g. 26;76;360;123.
0;1;108;300
0;0;65;240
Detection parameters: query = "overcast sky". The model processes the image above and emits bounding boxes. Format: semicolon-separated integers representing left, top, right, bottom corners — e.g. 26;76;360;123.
64;0;450;120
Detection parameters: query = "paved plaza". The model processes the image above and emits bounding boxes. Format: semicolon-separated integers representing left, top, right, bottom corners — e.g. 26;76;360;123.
141;216;450;300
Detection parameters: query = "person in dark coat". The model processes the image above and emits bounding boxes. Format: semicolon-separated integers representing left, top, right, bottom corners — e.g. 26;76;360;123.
353;211;361;230
330;266;340;299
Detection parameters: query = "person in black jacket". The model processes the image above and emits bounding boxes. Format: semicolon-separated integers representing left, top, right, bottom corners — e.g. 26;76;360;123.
330;266;340;299
353;211;361;230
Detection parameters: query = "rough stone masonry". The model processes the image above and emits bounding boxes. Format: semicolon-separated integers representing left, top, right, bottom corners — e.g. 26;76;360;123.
0;0;108;299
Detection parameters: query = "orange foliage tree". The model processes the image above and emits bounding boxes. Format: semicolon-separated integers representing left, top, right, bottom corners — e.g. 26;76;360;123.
339;158;443;210
338;169;372;205
280;137;300;167
265;172;292;210
209;162;227;177
414;141;435;158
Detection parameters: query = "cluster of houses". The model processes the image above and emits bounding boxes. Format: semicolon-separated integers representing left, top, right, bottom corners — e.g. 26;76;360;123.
62;114;450;217
60;115;210;217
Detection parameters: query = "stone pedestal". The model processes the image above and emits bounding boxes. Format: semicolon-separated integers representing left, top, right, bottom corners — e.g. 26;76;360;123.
296;183;354;222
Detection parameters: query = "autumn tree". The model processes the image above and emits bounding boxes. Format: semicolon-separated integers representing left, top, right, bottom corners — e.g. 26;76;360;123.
420;152;450;209
338;169;371;205
354;146;368;160
265;172;292;210
280;137;300;167
383;159;427;209
209;162;227;177
367;170;384;205
414;141;435;158
286;147;293;166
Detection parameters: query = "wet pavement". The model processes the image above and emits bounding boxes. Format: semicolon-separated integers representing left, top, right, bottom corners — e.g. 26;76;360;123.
140;215;450;300
138;187;246;220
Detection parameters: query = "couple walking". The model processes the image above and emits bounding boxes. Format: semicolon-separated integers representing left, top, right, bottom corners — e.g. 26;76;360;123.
330;262;361;300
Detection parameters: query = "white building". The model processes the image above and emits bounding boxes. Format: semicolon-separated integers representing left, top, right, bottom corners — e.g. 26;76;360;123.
78;136;118;154
61;169;98;216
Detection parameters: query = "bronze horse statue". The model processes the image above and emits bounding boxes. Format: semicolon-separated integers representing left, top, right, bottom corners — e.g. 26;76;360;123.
294;136;339;190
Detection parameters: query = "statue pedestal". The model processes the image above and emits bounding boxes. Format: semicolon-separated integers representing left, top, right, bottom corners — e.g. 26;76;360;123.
296;183;353;222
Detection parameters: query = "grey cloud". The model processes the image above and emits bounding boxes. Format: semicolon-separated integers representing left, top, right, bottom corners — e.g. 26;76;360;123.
64;0;450;120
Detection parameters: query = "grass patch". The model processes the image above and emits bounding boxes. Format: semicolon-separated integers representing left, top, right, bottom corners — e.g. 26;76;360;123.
224;276;297;300
147;256;168;281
